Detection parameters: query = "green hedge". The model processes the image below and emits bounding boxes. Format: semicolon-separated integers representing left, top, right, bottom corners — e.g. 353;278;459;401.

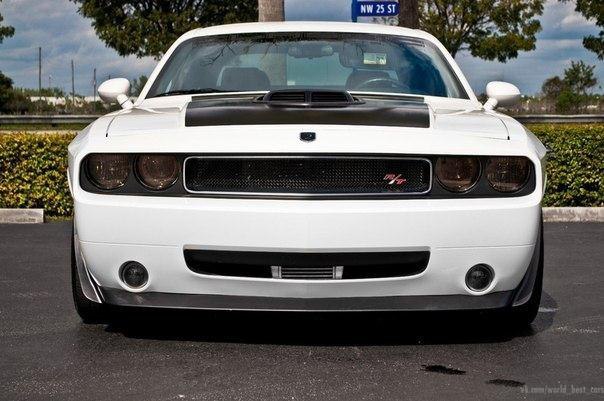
529;124;603;207
0;132;75;217
0;125;602;217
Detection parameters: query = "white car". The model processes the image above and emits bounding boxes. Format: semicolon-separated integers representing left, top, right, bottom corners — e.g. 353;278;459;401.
68;22;546;326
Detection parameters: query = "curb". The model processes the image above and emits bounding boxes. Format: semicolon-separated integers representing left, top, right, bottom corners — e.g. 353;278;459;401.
0;209;44;224
543;207;603;223
0;208;602;224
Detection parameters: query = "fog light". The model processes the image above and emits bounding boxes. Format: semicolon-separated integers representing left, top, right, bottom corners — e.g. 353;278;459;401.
120;261;148;289
465;264;493;292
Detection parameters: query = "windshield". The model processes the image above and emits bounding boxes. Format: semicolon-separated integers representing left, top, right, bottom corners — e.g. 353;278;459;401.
147;32;468;99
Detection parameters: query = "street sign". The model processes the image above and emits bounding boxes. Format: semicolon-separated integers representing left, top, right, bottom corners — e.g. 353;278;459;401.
351;0;400;22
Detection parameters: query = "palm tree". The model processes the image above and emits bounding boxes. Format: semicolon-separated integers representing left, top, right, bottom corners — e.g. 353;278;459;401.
258;0;284;22
398;0;419;28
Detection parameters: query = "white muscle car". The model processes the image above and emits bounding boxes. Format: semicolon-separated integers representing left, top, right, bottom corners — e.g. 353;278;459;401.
68;22;546;327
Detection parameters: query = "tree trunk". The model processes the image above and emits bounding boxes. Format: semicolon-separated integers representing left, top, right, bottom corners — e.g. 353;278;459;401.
258;0;286;86
398;0;419;29
258;0;285;22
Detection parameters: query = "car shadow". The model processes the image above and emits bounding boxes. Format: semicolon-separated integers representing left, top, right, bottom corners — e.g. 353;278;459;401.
104;291;558;346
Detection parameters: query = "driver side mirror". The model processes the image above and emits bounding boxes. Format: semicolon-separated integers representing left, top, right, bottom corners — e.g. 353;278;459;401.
483;81;521;110
98;78;134;110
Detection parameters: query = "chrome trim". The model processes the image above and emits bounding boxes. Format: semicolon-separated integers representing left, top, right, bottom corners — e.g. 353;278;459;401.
182;155;433;198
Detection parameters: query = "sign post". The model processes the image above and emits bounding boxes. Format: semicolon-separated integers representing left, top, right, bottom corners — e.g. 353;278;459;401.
351;0;400;22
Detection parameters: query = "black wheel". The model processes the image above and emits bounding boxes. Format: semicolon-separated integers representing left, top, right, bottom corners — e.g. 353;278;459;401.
71;227;108;324
506;220;544;327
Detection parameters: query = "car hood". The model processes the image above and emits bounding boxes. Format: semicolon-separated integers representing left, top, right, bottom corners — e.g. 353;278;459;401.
105;99;510;140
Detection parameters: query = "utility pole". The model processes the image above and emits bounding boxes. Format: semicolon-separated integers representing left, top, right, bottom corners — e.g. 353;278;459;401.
93;68;97;112
71;60;75;111
38;47;42;95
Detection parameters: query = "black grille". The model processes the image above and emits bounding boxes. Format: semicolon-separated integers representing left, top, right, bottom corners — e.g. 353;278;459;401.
310;91;350;103
184;250;430;280
256;90;359;107
266;91;306;103
184;156;431;197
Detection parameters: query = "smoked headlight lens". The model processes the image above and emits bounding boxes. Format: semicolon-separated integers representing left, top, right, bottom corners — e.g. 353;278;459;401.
86;154;130;190
135;155;179;190
435;157;481;192
485;157;530;192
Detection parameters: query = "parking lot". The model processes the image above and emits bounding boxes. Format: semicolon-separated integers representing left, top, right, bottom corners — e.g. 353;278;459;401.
0;222;602;400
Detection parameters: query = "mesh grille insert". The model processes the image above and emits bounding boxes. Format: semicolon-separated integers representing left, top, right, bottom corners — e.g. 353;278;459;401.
267;91;306;103
184;250;430;280
184;156;431;196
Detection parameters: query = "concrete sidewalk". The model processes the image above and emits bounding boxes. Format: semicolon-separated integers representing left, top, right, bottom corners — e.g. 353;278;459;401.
1;207;602;224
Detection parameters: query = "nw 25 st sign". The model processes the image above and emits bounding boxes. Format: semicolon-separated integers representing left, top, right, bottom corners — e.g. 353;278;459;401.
352;0;400;20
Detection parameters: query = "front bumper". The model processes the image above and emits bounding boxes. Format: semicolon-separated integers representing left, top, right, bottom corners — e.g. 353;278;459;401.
100;288;516;312
74;192;542;311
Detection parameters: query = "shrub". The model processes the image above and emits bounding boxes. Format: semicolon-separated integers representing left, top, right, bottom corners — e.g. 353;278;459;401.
0;125;602;217
529;124;603;207
0;132;75;217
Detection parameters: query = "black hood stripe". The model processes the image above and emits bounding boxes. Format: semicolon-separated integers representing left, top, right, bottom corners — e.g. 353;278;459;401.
185;101;430;128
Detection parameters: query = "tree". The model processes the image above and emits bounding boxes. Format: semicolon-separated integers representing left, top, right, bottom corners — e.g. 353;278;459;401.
541;61;598;113
563;60;597;95
71;0;258;59
399;0;419;28
0;72;35;114
555;90;583;113
563;0;604;59
0;71;13;110
131;75;148;96
541;76;565;99
0;0;15;43
258;0;284;22
419;0;544;61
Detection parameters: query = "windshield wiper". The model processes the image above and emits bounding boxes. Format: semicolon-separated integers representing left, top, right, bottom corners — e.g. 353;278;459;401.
151;88;229;98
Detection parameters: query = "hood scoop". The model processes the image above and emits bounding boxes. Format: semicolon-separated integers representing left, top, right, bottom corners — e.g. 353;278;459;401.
256;89;363;108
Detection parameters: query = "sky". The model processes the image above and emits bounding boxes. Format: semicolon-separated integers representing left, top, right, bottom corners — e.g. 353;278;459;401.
0;0;601;96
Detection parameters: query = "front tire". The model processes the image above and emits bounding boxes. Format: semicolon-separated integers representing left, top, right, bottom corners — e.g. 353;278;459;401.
71;227;108;324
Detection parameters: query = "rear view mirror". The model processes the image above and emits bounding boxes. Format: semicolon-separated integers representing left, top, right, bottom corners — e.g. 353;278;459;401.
484;81;521;110
288;44;334;59
98;78;134;110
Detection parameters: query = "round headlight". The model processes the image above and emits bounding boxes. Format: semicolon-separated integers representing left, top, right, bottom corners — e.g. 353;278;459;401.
485;157;530;192
86;154;130;190
435;157;481;193
135;155;179;190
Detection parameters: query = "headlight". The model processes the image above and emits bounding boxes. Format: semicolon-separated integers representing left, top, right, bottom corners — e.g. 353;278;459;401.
135;155;179;190
485;156;530;192
435;156;481;192
86;154;130;190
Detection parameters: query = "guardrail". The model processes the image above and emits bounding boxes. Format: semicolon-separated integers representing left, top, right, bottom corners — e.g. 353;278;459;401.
1;114;603;126
513;114;604;124
0;115;101;125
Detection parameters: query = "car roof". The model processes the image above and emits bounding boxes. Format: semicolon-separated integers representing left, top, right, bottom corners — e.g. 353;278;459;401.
179;21;435;43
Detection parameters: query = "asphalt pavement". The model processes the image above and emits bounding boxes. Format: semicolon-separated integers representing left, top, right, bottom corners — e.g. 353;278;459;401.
0;222;602;401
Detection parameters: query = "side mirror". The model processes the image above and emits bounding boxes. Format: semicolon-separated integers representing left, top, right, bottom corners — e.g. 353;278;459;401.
98;78;133;110
483;81;521;110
